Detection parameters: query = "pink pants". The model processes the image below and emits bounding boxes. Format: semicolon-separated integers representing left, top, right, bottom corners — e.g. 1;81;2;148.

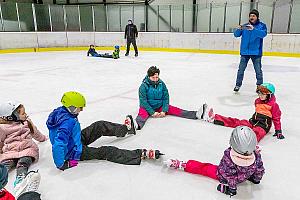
136;105;197;129
185;160;218;180
214;114;266;142
138;105;182;119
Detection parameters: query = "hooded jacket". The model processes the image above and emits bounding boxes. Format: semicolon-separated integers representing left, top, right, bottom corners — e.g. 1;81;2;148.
46;106;82;168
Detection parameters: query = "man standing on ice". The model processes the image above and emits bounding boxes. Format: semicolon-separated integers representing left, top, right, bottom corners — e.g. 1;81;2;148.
233;9;267;92
124;19;138;57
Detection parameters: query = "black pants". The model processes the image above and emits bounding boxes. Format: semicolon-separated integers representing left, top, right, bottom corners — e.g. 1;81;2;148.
80;121;142;165
99;53;113;58
18;192;41;200
126;38;138;54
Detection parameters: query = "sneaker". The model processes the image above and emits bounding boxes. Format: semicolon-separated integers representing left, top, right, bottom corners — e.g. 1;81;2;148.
141;149;164;160
125;53;129;56
124;115;136;135
13;173;26;188
201;104;214;122
164;159;186;170
14;171;40;198
233;86;240;92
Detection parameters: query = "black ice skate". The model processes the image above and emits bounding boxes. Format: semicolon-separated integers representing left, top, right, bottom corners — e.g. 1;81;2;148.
233;86;240;92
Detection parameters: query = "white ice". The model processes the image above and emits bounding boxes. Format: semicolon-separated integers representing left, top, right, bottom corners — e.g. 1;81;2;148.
0;50;299;200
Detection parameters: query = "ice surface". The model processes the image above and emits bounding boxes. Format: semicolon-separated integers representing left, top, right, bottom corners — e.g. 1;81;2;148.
0;51;299;199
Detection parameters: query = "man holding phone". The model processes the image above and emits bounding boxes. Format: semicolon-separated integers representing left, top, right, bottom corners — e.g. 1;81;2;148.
233;9;267;92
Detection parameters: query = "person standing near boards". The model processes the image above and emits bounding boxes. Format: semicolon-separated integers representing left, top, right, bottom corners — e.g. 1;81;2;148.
124;19;138;57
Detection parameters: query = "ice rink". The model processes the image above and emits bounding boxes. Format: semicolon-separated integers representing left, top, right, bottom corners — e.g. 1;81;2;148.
0;50;299;199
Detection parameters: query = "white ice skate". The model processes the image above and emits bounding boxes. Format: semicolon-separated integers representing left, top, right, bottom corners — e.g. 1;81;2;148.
197;104;214;122
14;171;41;198
164;159;186;170
124;115;136;135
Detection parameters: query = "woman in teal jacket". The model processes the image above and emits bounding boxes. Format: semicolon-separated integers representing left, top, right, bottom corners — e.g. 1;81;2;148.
135;66;201;129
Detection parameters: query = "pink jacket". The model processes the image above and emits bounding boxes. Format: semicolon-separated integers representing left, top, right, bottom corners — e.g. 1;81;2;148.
0;120;47;163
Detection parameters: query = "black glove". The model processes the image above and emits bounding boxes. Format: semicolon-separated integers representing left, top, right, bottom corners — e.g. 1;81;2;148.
273;130;285;139
248;176;260;184
217;184;237;197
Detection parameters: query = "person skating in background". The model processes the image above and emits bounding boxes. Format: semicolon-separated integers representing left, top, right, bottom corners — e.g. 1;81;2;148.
47;91;163;171
233;9;267;92
0;163;41;200
165;126;265;197
124;19;138;57
198;83;284;142
87;45;120;59
0;102;47;197
135;66;203;130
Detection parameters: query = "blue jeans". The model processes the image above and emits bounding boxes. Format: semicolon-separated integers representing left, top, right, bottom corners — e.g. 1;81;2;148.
235;55;263;87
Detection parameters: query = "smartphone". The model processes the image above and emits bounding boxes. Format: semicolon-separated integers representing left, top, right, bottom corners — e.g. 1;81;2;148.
241;24;251;30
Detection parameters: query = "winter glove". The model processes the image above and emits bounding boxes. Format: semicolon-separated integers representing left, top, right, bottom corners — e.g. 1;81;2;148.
273;130;285;139
217;184;237;197
247;176;260;184
59;160;78;171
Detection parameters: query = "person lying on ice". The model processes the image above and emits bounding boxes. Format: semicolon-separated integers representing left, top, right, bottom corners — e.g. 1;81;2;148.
87;45;120;59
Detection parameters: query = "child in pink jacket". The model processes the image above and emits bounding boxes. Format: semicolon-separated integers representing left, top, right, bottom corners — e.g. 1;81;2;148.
199;83;284;142
0;101;47;194
165;126;265;197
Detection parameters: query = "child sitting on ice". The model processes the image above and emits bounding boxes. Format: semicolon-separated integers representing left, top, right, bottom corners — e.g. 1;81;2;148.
47;91;163;171
165;126;265;197
199;83;284;142
0;102;47;197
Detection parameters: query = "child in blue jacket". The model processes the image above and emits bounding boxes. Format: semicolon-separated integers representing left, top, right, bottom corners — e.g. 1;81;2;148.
47;91;162;170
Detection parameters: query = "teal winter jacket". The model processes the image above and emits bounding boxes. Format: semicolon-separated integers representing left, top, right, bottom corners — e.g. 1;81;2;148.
138;76;169;115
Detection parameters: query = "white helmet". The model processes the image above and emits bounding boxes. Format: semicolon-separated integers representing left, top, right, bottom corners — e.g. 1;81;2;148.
0;101;21;118
230;126;257;155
